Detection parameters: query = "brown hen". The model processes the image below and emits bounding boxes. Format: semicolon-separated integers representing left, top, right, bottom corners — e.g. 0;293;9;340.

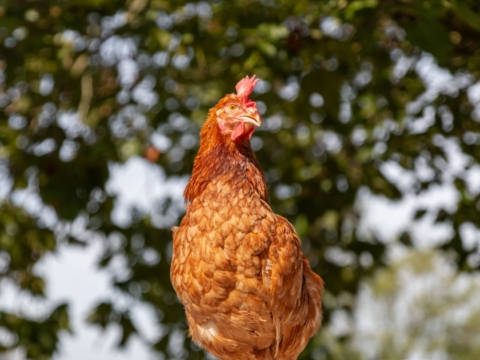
170;75;324;360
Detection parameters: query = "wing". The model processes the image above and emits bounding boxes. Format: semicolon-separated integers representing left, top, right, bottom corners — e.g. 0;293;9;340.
266;215;324;358
171;186;278;359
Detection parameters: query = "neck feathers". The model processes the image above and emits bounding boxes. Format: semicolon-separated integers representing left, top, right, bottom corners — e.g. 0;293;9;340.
184;113;268;204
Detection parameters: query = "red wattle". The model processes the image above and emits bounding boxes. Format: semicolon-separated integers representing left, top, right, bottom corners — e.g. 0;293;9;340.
231;121;245;141
246;126;255;139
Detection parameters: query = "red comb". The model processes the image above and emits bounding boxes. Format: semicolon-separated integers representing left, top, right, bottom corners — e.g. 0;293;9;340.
235;75;260;108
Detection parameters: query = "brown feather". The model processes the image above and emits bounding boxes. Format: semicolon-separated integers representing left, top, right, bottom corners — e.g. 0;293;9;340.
171;91;324;360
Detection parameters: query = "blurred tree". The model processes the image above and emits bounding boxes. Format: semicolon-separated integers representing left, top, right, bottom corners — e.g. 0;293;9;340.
351;247;480;359
1;0;480;358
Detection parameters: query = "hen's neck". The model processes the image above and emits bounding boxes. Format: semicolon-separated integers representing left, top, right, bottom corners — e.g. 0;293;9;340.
184;116;268;204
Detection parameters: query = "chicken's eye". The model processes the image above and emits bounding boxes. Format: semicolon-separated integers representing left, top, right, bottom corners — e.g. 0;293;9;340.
228;104;237;111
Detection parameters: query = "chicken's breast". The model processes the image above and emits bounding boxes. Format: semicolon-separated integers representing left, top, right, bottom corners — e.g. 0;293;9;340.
171;166;323;360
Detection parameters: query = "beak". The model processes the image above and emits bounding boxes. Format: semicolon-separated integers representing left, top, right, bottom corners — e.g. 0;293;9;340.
238;113;261;127
231;112;261;141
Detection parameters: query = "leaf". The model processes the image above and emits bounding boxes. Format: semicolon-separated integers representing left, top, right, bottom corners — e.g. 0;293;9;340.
117;314;138;348
404;20;450;64
87;301;114;329
448;0;480;32
344;0;378;20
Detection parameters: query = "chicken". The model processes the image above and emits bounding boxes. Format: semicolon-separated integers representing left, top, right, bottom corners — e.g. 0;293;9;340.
170;75;324;360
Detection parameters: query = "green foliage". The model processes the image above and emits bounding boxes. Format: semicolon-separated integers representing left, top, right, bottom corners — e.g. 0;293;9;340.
1;0;480;358
353;248;480;359
0;304;70;359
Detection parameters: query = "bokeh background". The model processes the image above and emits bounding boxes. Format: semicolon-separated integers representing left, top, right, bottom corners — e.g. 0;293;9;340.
1;0;480;359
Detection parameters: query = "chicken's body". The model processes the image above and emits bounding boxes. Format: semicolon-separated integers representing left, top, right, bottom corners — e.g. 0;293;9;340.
170;76;324;360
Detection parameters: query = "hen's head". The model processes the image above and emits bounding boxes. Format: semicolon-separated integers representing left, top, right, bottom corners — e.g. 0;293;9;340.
213;75;261;142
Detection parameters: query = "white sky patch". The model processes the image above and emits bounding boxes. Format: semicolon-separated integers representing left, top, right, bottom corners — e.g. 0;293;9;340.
409;212;454;249
100;36;137;66
391;49;415;82
39;241;161;360
150;132;172;152
356;188;417;243
329;309;352;337
463;164;480;195
415;182;459;214
380;161;417;193
277;77;300;101
357;179;459;247
11;181;59;229
0;160;12;201
438;137;471;179
117;58;139;89
39;74;54;96
352;248;480;359
57;111;92;140
106;156;187;228
0;279;52;320
414;156;435;182
391;51;472;120
0;155;184;360
459;222;480;251
132;76;158;110
405;105;435;134
467;81;480;105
